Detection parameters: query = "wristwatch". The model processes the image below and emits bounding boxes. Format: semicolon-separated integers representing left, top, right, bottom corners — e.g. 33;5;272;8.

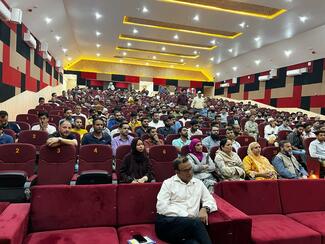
203;206;211;213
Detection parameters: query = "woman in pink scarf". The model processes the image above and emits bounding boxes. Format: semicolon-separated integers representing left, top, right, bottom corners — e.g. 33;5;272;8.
187;138;217;192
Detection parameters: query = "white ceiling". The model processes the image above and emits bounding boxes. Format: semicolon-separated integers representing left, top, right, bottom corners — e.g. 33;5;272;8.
7;0;325;80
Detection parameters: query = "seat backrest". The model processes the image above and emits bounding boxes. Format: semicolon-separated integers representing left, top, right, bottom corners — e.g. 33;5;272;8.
115;145;131;180
149;145;178;182
3;129;16;140
258;123;266;138
28;109;39;115
49;110;64;117
16;114;38;125
165;134;179;144
236;136;255;146
215;180;282;215
210;146;219;161
277;130;291;141
49;115;62;127
257;137;268;148
37;145;76;185
30;185;117;232
303;137;316;156
0;143;36;177
18;131;48;151
15;121;30;131
237;146;248;160
117;183;162;226
261;146;280;162
79;145;113;173
278;179;325;214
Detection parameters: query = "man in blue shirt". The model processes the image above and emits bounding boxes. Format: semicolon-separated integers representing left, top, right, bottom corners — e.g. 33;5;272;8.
107;110;124;130
0;110;20;134
172;127;190;153
82;117;111;145
0;124;14;144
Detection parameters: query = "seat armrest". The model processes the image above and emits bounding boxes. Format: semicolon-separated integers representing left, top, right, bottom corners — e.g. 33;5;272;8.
70;173;79;185
24;175;38;200
0;203;30;244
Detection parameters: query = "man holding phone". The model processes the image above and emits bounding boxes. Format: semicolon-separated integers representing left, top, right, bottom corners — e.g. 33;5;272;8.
155;157;217;244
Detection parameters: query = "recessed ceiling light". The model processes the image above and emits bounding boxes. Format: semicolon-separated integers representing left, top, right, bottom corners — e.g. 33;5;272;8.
228;48;233;53
284;50;292;57
196;64;200;67
193;14;200;21
127;42;132;47
153;56;157;59
299;16;308;23
95;12;102;19
122;52;127;56
173;34;179;40
255;59;261;65
145;62;149;65
142;6;149;13
193;50;198;54
67;57;72;61
170;65;174;68
54;35;61;41
161;46;166;51
45;17;52;24
96;53;101;57
216;72;221;77
96;43;101;48
210;39;216;45
62;48;68;53
239;22;246;28
96;31;101;36
133;28;138;34
119;59;123;63
180;59;184;62
254;36;261;42
210;57;215;61
232;66;238;71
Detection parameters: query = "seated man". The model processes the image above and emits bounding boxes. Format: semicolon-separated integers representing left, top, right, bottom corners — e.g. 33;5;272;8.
135;117;150;138
187;119;203;138
111;122;134;156
309;130;325;177
172;127;191;153
202;126;221;150
0;110;20;134
82;117;111;145
144;127;164;153
31;111;56;134
0;124;14;144
72;104;88;124
46;120;78;147
155;157;217;244
272;140;308;179
71;117;88;138
226;128;241;152
287;124;306;166
158;116;176;138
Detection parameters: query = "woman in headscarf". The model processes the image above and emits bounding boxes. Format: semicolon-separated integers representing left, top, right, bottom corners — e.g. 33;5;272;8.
120;138;154;183
214;138;245;181
187;138;217;192
243;142;277;180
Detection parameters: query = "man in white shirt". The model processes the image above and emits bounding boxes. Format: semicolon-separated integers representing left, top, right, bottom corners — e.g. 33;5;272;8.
155;157;217;244
309;131;325;177
191;91;205;112
149;112;165;129
31;111;56;134
72;105;88;125
264;118;279;142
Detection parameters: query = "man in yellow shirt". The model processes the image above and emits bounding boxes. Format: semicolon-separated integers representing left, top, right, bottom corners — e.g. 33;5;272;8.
71;117;88;138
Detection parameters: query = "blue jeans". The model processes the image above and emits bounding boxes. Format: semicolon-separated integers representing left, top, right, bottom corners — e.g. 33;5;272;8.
292;149;306;165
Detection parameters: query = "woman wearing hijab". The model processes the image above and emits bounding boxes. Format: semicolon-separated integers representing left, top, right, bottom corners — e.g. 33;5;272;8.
187;138;217;192
120;138;154;183
214;138;245;181
243;142;277;180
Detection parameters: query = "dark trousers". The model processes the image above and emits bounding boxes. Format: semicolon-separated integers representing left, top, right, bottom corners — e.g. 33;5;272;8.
155;214;212;244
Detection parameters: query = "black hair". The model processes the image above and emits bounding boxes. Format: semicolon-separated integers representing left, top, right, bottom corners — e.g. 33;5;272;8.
147;127;156;134
279;140;290;148
38;97;45;102
0;111;8;117
315;130;325;136
190;119;198;126
38;111;49;118
64;108;72;113
93;117;104;125
119;121;129;128
219;138;229;149
173;157;189;170
295;123;304;129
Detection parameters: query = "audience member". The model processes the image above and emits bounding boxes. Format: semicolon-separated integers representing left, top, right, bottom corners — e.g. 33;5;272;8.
302;123;316;139
135;117;150;137
278;119;293;132
31;111;56;134
264;118;278;144
179;110;191;126
0;124;14;144
214;138;245;181
187;139;217;192
119;138;154;183
82;117;111;145
309;130;325;177
46;120;77;147
111;122;134;156
107;110;124;130
207;106;216;121
226;128;241;152
149;112;164;129
71;117;88;138
191;91;205;113
188;119;203;138
72;105;88;124
157;116;176;137
61;108;74;125
177;88;189;109
243;142;277;180
172;127;190;153
128;111;141;132
272;140;308;179
287;124;307;165
0;110;21;134
244;114;258;139
38;97;45;106
202;126;221;150
144;127;164;153
155;157;217;244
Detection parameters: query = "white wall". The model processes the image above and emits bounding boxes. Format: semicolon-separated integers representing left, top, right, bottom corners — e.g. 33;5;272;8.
139;80;153;93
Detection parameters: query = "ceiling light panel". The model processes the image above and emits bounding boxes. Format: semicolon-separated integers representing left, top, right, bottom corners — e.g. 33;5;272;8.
114;56;185;65
160;0;286;19
123;16;241;39
116;47;199;58
119;34;217;50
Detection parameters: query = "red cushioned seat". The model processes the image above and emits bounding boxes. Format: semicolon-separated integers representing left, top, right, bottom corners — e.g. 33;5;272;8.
118;224;167;244
23;227;119;244
287;211;325;244
18;131;48;152
250;214;321;244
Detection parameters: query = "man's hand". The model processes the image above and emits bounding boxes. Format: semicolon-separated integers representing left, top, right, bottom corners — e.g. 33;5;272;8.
46;137;60;147
199;208;208;225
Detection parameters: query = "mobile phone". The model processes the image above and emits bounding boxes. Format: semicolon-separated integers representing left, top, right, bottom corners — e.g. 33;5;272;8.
133;234;147;243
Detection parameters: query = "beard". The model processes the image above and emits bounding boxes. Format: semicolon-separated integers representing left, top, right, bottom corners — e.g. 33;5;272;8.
211;134;219;141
